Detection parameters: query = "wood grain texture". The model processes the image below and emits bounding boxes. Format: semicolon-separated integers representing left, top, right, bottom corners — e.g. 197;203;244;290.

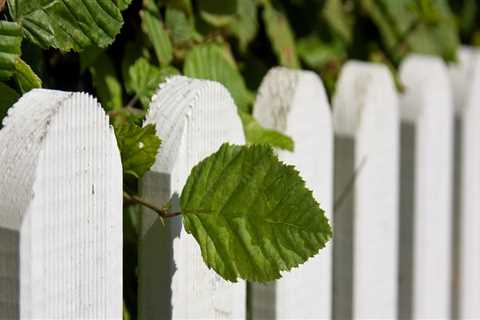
449;47;480;319
252;67;333;319
333;61;399;319
399;55;454;318
139;76;246;319
0;89;123;318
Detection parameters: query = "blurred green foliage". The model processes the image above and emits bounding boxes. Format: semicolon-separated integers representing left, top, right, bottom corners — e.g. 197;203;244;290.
1;0;479;318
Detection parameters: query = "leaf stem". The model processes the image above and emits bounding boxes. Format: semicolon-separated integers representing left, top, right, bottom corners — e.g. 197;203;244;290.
123;192;181;219
333;156;367;212
125;95;139;109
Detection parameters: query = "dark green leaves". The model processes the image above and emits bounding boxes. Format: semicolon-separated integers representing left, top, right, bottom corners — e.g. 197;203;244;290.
180;143;331;282
0;21;22;80
115;123;161;179
8;0;124;51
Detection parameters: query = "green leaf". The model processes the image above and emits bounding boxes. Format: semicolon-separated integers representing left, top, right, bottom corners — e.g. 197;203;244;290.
159;0;193;15
180;143;331;282
296;36;346;69
262;3;299;68
322;0;353;43
114;123;161;179
165;7;197;45
0;21;22;81
126;58;179;108
198;0;237;16
79;46;103;71
198;0;237;27
361;0;459;61
89;53;123;111
184;43;253;112
14;58;42;93
0;82;19;124
239;111;294;151
229;0;258;50
141;2;173;66
116;0;132;11
8;0;124;51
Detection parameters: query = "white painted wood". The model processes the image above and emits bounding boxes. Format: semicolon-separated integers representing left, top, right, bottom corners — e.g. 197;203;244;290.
399;54;454;318
0;89;123;318
449;47;480;319
332;61;399;318
252;67;333;319
139;76;246;319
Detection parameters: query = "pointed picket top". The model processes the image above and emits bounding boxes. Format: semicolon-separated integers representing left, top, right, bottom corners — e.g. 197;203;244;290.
449;47;480;319
332;61;399;319
399;54;454;318
0;89;122;318
139;76;246;319
253;67;333;319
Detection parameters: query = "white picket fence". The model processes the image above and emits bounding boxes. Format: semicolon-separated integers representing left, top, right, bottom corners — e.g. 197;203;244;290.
0;47;479;319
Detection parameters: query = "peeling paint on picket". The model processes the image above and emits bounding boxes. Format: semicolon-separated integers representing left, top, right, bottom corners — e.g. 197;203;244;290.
138;76;246;319
332;61;399;319
251;67;333;319
449;47;480;319
399;55;454;318
0;89;123;318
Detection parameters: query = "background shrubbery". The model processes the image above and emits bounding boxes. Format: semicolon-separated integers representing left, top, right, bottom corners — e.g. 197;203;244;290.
1;0;479;318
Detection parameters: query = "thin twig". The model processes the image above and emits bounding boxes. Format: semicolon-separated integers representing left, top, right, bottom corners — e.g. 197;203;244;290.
125;96;139;109
123;192;181;219
334;156;367;213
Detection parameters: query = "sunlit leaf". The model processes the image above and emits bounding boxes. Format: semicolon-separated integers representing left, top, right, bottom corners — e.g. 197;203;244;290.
181;143;331;282
114;123;161;179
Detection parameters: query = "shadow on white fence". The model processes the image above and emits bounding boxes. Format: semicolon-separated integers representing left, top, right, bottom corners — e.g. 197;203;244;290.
1;47;479;319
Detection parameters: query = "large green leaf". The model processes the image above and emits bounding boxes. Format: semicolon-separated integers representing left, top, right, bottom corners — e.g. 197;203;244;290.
262;3;299;68
0;21;22;81
239;111;294;151
89;52;123;111
180;143;331;282
126;58;179;108
142;1;173;66
114;123;161;179
8;0;124;51
184;43;253;112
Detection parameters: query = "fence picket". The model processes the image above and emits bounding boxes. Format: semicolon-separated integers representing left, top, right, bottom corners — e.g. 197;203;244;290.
332;62;399;319
449;47;480;319
0;89;123;318
398;55;454;318
138;76;246;319
251;67;333;319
